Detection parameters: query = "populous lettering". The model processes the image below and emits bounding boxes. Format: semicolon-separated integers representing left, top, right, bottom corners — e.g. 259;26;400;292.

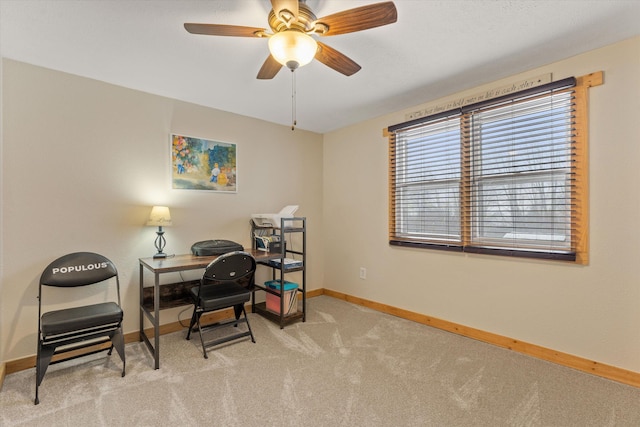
52;262;109;274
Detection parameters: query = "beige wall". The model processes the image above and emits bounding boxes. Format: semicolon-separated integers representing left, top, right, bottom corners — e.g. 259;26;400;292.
2;36;640;376
0;59;324;361
323;36;640;373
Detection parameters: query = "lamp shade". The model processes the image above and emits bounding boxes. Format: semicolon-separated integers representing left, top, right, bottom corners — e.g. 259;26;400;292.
268;30;318;70
146;206;172;226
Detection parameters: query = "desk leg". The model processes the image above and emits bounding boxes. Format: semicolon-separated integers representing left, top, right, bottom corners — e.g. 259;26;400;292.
139;263;161;369
139;265;144;342
153;272;160;369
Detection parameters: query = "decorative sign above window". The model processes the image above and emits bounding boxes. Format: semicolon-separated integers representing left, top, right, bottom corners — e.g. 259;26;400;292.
405;73;552;121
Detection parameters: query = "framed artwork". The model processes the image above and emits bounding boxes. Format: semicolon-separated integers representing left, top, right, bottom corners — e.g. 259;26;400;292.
171;134;237;192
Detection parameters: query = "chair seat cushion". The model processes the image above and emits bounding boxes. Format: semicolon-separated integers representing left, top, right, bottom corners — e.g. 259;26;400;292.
41;302;123;337
191;282;251;311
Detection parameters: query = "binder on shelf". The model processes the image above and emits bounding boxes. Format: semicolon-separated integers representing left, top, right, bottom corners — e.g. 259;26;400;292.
254;233;282;252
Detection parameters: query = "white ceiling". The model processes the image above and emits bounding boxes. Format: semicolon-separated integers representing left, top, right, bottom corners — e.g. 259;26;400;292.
1;0;639;133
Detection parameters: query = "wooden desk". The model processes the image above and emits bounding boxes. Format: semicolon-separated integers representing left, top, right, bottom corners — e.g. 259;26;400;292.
139;250;277;369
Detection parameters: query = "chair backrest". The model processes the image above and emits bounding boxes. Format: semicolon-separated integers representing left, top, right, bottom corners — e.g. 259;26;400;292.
39;252;120;306
40;252;118;287
202;251;256;288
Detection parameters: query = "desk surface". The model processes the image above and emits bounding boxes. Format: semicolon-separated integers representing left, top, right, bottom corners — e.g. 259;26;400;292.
139;249;279;273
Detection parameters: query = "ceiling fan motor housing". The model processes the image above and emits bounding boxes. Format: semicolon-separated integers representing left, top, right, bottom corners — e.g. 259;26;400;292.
268;2;318;34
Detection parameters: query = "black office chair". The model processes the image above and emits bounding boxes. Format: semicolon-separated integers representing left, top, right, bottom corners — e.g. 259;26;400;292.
186;251;256;358
35;252;125;405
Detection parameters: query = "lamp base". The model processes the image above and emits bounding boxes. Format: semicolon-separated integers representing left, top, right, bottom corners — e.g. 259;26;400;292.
153;227;167;259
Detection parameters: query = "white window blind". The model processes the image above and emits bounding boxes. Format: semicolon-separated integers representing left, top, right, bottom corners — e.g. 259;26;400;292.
392;115;462;247
388;76;586;261
463;90;575;257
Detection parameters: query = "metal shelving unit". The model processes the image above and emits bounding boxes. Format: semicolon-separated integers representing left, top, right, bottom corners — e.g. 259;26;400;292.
250;216;306;328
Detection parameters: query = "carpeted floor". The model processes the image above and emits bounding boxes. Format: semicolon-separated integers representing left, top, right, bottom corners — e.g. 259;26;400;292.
1;296;639;426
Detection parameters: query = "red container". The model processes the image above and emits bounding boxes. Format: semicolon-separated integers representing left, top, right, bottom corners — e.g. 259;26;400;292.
265;281;298;315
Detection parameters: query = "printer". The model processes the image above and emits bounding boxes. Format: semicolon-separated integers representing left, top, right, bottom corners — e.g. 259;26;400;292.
251;205;299;228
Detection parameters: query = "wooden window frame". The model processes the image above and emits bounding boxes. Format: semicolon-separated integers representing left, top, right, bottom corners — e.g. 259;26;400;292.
386;72;602;264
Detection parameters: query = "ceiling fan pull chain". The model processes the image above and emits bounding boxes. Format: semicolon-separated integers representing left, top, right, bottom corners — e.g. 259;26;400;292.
291;69;297;131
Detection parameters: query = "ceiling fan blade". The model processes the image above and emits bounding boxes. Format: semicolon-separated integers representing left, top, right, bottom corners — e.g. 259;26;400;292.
271;0;299;25
315;42;361;76
184;23;265;37
257;55;283;79
317;2;397;36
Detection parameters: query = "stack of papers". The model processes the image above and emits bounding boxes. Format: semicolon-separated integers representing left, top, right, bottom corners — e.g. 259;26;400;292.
268;258;303;269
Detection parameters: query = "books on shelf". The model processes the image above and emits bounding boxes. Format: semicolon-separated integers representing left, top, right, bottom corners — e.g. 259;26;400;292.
254;233;281;252
268;258;303;269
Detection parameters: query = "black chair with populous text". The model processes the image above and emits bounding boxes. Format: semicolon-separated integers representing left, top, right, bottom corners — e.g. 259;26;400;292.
35;252;125;404
186;251;256;358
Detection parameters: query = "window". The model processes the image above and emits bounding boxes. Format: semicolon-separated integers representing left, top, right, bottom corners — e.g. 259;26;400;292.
388;73;601;264
394;114;462;244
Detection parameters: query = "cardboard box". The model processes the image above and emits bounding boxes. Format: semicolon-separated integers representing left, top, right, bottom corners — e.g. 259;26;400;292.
265;280;298;315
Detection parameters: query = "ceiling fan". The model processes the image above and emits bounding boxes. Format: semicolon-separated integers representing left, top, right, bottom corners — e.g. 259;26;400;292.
184;0;398;79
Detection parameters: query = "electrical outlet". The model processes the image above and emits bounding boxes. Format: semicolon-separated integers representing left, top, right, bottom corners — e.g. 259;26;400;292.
359;267;367;280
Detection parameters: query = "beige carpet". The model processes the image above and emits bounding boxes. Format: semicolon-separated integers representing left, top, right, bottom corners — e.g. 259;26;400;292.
1;296;639;426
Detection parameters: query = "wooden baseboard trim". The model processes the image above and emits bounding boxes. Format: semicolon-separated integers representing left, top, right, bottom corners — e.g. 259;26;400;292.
5;308;241;374
322;288;640;388
4;293;324;375
7;288;635;388
0;362;6;391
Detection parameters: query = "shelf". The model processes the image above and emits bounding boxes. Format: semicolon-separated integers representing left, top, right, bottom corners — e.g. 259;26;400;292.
253;302;304;326
253;226;305;233
256;261;304;273
142;280;198;310
253;251;284;261
251;216;306;328
282;227;305;233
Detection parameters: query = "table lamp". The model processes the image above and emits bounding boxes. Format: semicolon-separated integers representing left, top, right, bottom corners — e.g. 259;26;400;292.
146;206;172;258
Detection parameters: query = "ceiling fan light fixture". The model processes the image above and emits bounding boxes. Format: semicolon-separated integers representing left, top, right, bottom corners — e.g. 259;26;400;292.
268;30;317;70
